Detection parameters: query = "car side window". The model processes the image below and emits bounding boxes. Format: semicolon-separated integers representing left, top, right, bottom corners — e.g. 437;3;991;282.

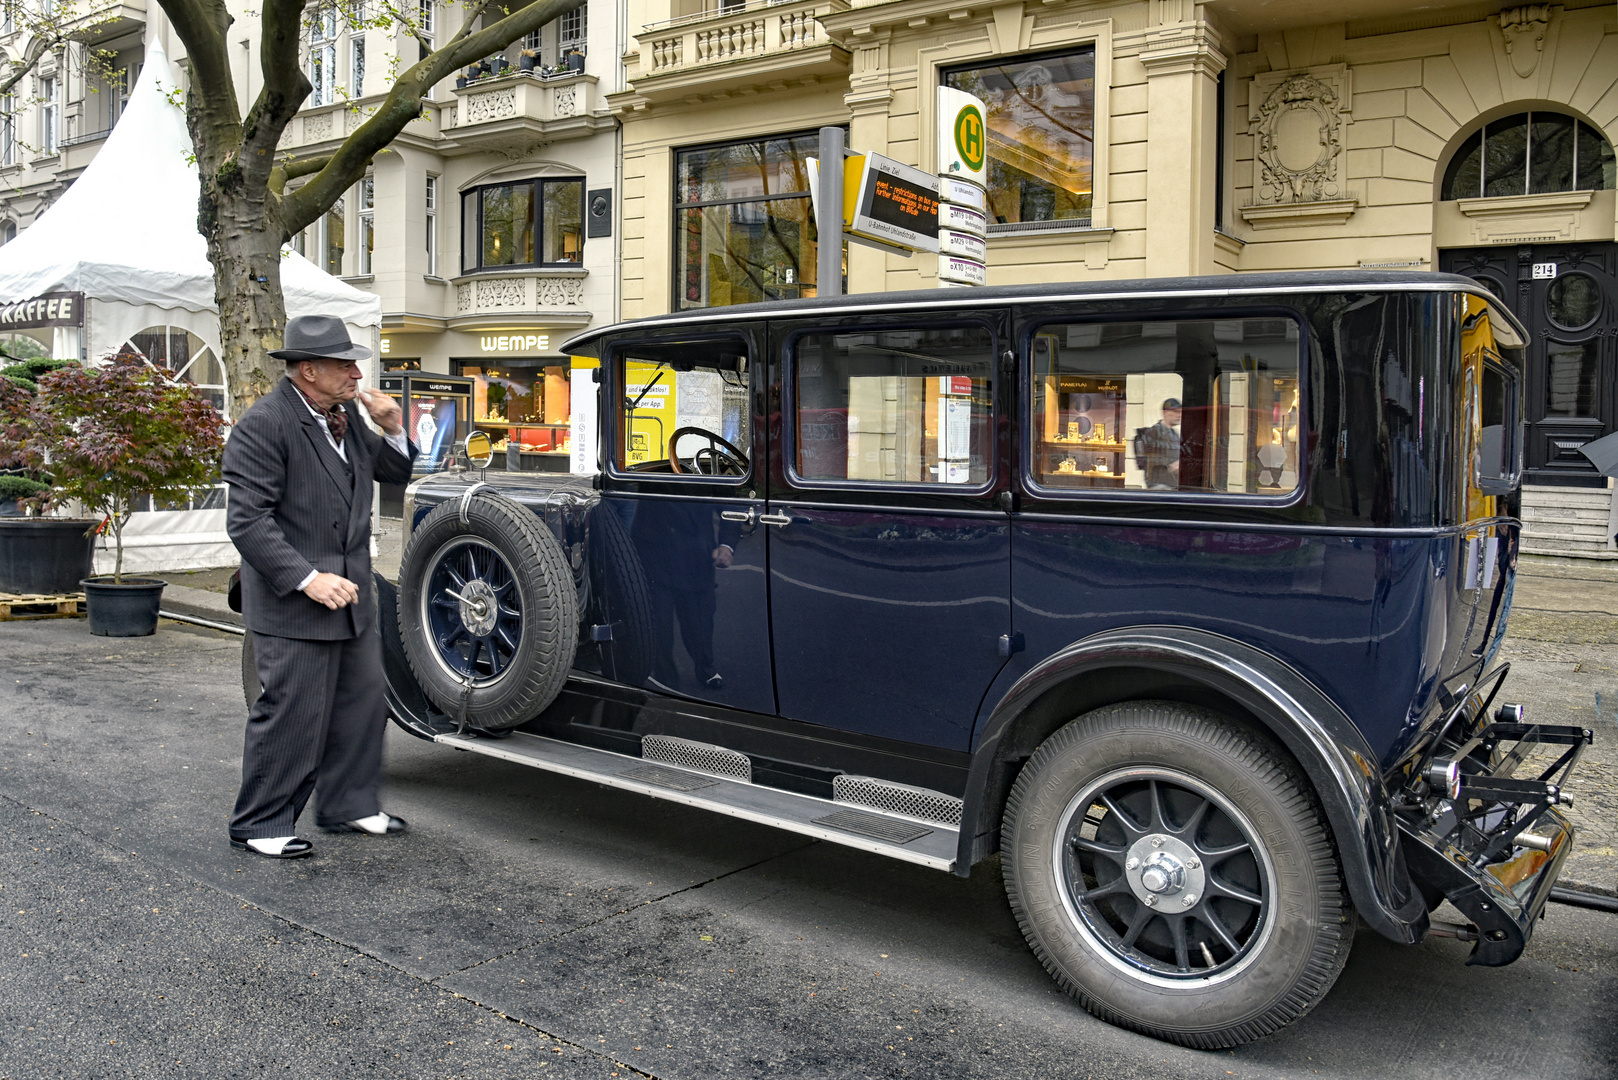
790;324;995;487
613;338;751;478
1029;317;1302;496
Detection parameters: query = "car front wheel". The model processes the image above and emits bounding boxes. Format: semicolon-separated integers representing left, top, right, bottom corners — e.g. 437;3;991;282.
1001;701;1353;1048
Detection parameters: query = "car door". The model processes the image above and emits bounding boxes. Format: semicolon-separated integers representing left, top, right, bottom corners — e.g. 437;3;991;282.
764;313;1013;751
594;329;775;715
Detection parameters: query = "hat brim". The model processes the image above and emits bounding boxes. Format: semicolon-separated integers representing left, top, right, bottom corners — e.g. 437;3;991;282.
271;343;373;362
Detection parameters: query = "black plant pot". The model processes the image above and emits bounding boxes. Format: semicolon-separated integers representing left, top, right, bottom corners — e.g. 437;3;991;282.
0;518;98;595
519;53;536;71
82;576;166;637
456;77;469;88
565;51;585;73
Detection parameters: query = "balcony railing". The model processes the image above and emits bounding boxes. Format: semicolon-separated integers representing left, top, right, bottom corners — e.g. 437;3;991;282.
449;268;592;330
442;70;608;152
638;0;848;79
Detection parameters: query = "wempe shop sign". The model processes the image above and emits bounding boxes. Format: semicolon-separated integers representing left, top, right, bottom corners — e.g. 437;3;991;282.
0;291;85;329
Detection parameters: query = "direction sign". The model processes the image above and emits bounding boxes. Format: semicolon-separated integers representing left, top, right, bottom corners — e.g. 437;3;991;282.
938;86;988;188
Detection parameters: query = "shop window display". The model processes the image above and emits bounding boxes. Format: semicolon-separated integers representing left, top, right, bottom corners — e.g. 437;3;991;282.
459;362;573;471
1030;318;1301;495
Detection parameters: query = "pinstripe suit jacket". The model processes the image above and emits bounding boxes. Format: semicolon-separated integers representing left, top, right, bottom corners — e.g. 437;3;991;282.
224;377;417;640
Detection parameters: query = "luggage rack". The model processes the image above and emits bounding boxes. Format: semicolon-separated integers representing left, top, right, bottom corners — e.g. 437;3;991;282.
1406;671;1591;870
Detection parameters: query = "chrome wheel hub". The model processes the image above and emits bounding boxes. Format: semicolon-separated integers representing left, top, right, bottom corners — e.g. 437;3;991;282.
1125;835;1204;907
458;579;498;636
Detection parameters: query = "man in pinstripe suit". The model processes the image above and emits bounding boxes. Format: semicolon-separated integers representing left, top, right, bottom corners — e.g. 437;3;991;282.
224;316;418;859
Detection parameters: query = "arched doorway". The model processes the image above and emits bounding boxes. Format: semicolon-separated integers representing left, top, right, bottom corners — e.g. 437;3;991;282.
1437;109;1617;486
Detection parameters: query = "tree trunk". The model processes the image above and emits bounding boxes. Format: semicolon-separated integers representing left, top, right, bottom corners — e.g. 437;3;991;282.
202;180;287;419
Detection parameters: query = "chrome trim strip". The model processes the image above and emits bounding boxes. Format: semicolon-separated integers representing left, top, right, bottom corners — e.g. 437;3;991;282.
561;279;1520;354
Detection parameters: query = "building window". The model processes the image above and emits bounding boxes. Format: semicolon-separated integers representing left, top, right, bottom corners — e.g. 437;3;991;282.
1;95;14;166
350;33;365;96
110;67;131;126
1443;112;1616;199
417;0;434;62
1029;318;1302;496
0;220;15;244
309;5;338;106
357;177;375;274
40;75;57;154
557;5;586;57
425;175;439;276
943;47;1096;227
302;197;345;274
460;178;583;272
674;133;826;310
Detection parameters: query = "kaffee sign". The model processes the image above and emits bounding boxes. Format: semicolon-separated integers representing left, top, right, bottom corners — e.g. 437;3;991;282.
0;291;85;329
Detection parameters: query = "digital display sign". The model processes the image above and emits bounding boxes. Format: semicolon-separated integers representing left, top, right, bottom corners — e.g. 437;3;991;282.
846;153;942;253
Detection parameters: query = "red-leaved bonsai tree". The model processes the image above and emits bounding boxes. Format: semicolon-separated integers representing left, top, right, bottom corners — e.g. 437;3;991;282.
30;358;226;581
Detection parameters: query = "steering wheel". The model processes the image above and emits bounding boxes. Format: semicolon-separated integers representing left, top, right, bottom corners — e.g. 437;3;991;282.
669;426;748;476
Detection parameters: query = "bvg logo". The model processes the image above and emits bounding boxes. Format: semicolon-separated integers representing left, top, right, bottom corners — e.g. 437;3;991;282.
954;105;986;173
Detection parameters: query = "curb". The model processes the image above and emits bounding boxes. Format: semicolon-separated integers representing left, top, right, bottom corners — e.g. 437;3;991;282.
160;582;242;630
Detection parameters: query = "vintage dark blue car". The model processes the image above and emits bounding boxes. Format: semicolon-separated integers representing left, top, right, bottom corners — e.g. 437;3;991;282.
368;271;1587;1047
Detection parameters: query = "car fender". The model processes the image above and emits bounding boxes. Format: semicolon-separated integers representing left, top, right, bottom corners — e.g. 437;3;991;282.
960;625;1429;945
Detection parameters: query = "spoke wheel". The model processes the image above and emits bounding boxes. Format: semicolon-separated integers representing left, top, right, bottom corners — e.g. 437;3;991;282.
1058;769;1271;981
1002;701;1353;1048
423;538;524;686
398;490;579;732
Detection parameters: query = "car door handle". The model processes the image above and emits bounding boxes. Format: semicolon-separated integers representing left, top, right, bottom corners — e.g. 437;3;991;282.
719;507;757;525
758;512;792;527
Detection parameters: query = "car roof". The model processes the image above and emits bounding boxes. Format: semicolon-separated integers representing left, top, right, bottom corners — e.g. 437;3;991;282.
560;270;1507;356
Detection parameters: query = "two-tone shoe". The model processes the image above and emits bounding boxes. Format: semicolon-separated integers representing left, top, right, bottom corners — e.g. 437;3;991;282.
229;835;314;859
321;812;408;836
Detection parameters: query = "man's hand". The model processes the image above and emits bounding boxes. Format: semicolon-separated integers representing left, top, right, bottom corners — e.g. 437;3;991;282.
356;387;404;436
303;572;360;610
712;545;734;569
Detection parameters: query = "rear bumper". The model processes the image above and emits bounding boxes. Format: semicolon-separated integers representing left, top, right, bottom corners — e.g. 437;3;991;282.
1400;803;1574;965
1396;704;1590;966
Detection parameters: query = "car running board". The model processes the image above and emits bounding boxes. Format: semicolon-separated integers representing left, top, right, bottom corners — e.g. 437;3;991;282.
433;730;959;872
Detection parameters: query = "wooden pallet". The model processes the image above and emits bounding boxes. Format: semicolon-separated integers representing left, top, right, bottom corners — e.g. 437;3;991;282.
0;591;87;620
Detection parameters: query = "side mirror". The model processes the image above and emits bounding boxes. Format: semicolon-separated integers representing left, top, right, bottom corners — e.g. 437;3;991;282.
464;430;495;471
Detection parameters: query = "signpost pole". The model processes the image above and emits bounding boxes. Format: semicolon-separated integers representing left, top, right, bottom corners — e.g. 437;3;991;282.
817;126;845;298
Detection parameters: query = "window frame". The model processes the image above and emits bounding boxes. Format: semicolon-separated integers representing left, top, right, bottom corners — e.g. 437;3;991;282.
308;4;339;106
459;176;586;273
602;333;757;489
1441;110;1616;200
780;317;1002;498
357;176;375;275
1019;309;1310;508
425;174;439;276
671;129;831;311
39;74;57;154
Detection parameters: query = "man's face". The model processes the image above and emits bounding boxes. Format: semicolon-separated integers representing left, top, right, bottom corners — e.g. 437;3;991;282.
296;358;363;408
1164;407;1182;427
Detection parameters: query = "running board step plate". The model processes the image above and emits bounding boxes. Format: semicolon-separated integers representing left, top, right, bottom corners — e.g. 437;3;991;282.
434;731;957;872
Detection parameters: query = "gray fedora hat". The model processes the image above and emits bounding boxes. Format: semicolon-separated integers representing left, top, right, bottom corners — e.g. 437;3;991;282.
270;314;372;362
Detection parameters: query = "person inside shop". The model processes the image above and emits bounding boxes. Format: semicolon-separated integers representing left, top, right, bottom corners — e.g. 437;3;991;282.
1137;398;1183;490
223;315;417;859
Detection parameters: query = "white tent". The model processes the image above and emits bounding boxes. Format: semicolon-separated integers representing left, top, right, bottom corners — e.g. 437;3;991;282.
0;34;382;573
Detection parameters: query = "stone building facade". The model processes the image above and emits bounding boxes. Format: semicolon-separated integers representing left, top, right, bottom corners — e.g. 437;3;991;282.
610;0;1617;553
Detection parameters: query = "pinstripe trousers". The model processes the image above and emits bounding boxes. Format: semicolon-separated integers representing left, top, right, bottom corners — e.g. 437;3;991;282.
229;627;388;840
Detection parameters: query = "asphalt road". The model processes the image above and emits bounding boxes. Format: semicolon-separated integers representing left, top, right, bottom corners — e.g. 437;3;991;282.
2;617;1616;1080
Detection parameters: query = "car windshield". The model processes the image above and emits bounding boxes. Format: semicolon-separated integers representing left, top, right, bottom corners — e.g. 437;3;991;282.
617;340;751;475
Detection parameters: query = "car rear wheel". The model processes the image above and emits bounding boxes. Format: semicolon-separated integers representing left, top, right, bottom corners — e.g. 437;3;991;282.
1001;701;1353;1048
398;492;579;732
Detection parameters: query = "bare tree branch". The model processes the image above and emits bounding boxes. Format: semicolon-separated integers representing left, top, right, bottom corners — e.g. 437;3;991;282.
282;0;583;235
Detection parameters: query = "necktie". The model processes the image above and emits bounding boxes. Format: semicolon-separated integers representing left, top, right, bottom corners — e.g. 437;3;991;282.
325;404;347;445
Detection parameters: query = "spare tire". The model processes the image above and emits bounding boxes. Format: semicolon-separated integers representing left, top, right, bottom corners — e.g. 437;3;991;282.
398;491;579;731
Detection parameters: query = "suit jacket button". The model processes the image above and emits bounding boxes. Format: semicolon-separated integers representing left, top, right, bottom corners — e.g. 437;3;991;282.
333;521;340;529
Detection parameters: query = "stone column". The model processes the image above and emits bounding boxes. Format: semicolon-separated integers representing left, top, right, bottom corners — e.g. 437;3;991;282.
1138;21;1225;278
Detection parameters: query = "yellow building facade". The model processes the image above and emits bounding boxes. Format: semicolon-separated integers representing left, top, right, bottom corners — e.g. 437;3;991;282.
608;0;1618;552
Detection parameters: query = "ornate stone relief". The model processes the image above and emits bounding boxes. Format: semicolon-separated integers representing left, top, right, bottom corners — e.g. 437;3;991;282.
476;277;529;309
463;88;517;124
455;284;473;313
536;277;585;307
1499;6;1552;79
1241;64;1356;229
1251;70;1345;203
553;86;577;118
304;113;333;142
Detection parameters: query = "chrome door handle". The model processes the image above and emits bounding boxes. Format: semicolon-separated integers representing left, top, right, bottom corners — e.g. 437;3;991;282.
719;507;757;525
758;512;792;527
